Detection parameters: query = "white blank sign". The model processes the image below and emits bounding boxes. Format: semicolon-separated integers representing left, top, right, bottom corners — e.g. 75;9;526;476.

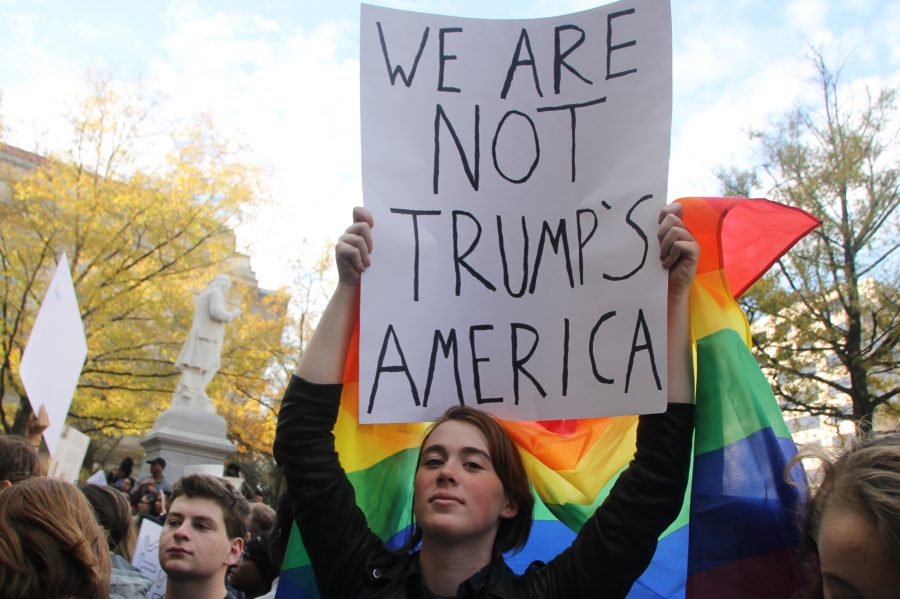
19;253;88;456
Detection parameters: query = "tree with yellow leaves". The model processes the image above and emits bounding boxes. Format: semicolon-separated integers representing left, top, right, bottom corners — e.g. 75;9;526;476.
0;75;297;456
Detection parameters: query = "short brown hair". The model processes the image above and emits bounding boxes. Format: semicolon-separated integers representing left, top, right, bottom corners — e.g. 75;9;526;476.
80;484;136;561
0;434;44;483
404;406;534;556
249;502;276;539
171;474;251;540
0;477;111;599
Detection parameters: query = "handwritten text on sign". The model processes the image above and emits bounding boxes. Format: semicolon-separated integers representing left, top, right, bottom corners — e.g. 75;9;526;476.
359;0;672;423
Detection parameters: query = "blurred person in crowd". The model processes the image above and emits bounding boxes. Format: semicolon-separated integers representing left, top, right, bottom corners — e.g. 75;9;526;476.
155;489;170;520
133;456;173;501
230;501;279;599
253;494;292;599
791;433;900;599
0;477;111;598
159;474;251;599
80;483;152;599
0;434;44;489
108;457;134;489
229;534;278;599
120;475;135;496
135;490;164;527
247;502;275;540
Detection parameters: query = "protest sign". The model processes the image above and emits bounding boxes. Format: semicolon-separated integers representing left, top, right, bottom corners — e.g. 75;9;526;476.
18;253;88;454
46;425;90;482
133;518;168;599
359;0;672;423
86;469;108;486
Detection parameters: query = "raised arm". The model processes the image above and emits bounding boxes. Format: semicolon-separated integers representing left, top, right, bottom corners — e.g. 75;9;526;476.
519;203;699;597
658;202;698;405
295;206;374;383
274;206;390;597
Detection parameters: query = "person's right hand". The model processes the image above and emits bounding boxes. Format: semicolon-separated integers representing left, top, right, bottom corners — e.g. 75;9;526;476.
335;206;374;287
26;405;49;447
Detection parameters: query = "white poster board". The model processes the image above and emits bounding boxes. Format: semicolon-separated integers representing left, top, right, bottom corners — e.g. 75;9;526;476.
183;463;224;477
359;0;672;423
132;518;168;599
46;425;90;482
19;253;88;454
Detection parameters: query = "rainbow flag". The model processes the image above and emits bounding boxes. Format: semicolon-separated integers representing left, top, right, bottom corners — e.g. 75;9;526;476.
276;197;820;599
681;197;818;598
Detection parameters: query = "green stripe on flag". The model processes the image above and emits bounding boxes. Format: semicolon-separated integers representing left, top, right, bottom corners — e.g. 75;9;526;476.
346;447;418;538
694;329;791;455
281;447;418;570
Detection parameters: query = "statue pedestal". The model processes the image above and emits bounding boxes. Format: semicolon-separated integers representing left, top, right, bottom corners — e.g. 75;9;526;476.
139;407;235;483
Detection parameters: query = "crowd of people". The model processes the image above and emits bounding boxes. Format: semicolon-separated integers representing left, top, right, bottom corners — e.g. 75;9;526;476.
0;434;288;599
0;206;897;599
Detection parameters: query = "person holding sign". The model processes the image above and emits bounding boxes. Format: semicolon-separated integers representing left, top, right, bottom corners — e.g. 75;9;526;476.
274;203;698;598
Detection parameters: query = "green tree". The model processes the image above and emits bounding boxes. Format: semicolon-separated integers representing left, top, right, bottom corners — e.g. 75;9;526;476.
0;75;295;455
718;53;899;436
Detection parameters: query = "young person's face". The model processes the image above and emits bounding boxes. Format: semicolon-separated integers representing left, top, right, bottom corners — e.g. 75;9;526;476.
818;507;900;599
413;420;517;547
138;495;154;515
159;496;243;582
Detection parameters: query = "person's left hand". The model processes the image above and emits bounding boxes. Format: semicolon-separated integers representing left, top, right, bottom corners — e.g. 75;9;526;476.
657;203;699;298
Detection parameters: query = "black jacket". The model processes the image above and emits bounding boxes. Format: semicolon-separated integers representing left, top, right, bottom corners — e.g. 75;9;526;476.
274;376;694;598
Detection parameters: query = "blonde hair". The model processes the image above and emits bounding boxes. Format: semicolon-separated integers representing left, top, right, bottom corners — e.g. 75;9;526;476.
791;434;900;598
0;477;111;599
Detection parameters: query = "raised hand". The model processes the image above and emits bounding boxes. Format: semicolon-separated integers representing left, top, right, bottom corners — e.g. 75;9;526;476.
335;206;374;288
657;203;699;299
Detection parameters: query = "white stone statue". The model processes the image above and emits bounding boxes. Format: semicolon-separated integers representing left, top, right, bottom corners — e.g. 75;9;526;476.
172;275;240;411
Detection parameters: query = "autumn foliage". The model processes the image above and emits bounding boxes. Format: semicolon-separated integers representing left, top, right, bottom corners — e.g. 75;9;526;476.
0;77;295;455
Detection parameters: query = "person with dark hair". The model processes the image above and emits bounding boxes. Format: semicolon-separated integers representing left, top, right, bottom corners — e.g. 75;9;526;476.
155;489;170;520
230;533;278;599
135;490;164;527
0;477;111;599
232;493;293;599
133;456;173;498
255;494;293;599
791;434;900;599
119;475;136;496
0;434;44;489
108;456;134;489
80;483;152;599
274;205;698;598
159;474;251;599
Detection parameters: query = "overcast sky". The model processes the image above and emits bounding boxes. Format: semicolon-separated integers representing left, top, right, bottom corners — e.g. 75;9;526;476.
1;0;897;288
